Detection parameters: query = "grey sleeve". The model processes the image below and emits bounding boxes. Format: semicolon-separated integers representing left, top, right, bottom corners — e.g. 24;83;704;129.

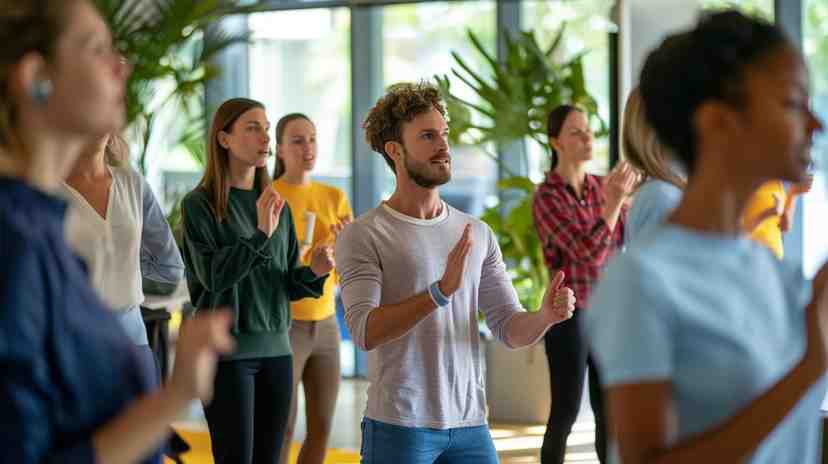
336;224;382;351
478;224;522;348
139;175;184;286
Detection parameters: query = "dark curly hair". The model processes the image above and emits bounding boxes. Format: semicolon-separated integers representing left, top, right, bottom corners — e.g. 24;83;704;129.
362;81;447;173
639;10;790;174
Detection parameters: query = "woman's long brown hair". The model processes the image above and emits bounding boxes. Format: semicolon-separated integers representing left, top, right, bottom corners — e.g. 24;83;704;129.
273;112;312;180
197;98;272;222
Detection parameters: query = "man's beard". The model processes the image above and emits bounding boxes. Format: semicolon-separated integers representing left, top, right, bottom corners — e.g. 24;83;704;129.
401;147;451;189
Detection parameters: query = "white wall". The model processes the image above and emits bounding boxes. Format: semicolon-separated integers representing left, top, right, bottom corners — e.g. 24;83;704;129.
617;0;700;109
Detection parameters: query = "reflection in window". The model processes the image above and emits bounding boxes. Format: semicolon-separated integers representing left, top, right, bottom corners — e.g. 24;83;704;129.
249;9;352;198
803;0;828;278
382;1;498;216
522;0;614;179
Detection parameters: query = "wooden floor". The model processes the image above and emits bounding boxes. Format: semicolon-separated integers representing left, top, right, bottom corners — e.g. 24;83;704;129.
171;380;599;464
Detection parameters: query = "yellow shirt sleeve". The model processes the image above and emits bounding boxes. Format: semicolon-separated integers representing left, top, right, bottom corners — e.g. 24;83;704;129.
743;180;786;259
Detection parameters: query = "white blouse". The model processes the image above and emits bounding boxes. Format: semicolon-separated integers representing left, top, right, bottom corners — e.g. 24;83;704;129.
61;165;144;312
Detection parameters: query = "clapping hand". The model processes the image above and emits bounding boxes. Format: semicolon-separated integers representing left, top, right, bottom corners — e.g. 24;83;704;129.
169;311;235;403
310;244;335;277
256;186;285;238
604;161;640;204
329;216;353;239
790;175;815;196
438;224;472;296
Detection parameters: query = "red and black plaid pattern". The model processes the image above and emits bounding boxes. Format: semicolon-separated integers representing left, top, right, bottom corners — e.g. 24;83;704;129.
531;171;625;308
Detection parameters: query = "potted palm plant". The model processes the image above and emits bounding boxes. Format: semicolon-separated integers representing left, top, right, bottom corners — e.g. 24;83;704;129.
94;0;267;174
94;0;273;242
436;27;605;423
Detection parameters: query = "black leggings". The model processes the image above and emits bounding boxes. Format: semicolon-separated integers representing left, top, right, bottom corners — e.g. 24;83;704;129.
541;309;607;464
204;355;293;464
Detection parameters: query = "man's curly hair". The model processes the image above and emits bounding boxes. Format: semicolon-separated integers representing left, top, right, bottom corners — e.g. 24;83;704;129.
362;82;447;172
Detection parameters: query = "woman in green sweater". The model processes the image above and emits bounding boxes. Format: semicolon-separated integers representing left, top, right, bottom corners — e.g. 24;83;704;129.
181;98;335;464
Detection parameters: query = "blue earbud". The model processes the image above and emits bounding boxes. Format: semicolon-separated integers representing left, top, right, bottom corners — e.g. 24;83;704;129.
31;79;52;104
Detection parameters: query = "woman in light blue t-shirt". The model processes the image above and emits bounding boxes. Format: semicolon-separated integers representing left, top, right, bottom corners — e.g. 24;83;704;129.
585;10;828;464
621;87;685;244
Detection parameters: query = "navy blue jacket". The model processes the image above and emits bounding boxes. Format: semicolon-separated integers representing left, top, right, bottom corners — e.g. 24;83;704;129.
0;178;160;463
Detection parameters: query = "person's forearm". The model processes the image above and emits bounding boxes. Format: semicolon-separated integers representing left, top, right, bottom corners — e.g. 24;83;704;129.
646;352;823;464
504;311;553;348
186;231;271;293
364;291;439;350
93;384;191;464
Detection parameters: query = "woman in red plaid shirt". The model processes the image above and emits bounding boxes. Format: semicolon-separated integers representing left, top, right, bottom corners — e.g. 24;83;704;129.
532;105;638;464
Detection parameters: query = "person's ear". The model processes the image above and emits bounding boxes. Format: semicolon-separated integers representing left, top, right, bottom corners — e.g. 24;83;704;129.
549;136;562;154
10;52;51;106
218;131;231;150
385;141;403;164
694;100;744;148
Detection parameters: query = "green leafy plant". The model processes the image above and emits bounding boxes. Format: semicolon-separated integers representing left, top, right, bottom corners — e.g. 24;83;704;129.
94;0;267;174
162;116;204;245
436;28;604;311
481;177;549;311
436;27;604;157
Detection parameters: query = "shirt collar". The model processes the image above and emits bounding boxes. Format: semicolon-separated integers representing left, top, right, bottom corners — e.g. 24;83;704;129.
544;171;598;194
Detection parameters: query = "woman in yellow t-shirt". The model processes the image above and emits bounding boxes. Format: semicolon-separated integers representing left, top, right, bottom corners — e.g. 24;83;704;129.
272;113;352;464
742;177;813;259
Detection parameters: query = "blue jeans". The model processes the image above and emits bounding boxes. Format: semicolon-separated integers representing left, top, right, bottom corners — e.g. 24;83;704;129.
360;418;499;464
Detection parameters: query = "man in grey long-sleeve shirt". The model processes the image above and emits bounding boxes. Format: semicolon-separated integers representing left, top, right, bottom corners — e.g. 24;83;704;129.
336;82;576;464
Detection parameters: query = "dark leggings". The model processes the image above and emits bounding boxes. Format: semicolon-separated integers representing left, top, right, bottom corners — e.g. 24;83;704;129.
541;309;607;464
204;355;293;464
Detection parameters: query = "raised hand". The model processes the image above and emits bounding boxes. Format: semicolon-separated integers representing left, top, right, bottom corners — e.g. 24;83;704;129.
604;161;639;204
310;244;335;277
790;174;815;196
329;215;353;240
540;271;576;325
439;224;472;296
168;310;235;403
257;186;284;238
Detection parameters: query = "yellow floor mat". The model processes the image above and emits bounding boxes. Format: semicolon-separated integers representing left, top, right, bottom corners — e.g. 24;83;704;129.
164;428;361;464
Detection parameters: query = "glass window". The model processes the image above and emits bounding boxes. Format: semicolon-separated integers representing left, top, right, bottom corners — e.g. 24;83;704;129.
249;9;356;377
382;1;498;216
248;8;352;199
803;0;828;278
522;0;615;179
700;0;774;17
